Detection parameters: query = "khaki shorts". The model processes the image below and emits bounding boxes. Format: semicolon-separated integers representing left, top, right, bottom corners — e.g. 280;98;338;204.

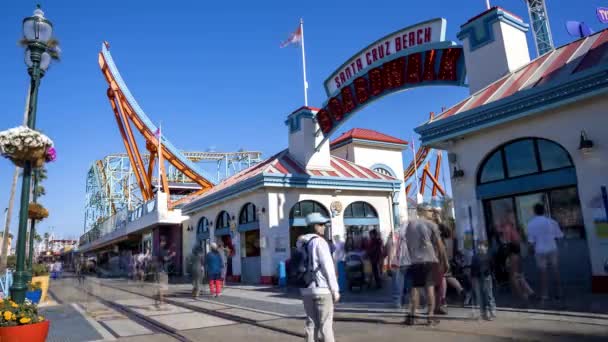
535;251;558;270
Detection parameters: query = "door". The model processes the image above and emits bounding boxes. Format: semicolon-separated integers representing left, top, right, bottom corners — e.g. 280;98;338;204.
241;230;261;284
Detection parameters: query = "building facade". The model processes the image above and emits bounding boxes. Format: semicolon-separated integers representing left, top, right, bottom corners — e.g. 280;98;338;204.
416;7;608;292
182;108;408;284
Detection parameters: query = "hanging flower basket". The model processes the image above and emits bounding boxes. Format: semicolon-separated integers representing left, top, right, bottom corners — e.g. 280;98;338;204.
28;203;48;221
0;126;54;168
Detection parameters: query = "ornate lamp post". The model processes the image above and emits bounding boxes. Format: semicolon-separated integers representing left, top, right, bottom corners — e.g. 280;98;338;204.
10;5;56;304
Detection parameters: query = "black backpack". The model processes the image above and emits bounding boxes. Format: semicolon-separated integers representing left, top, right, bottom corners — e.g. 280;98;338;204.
290;236;319;288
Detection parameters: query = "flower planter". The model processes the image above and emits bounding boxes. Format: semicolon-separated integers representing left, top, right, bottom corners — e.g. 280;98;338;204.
0;320;49;342
25;289;42;304
31;275;50;302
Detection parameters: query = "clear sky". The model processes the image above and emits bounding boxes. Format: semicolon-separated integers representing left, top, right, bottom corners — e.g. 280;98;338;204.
0;0;601;239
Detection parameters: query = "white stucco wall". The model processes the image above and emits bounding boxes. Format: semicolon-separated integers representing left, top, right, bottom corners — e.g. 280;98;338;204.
185;185;395;280
462;17;530;94
440;94;608;277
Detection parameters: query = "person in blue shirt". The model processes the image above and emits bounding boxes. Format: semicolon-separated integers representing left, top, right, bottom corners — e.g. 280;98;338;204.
206;243;225;297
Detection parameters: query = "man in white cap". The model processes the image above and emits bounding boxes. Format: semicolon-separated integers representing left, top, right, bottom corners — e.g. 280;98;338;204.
296;212;340;342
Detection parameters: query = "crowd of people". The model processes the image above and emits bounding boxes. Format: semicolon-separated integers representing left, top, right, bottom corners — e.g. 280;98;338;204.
295;202;565;341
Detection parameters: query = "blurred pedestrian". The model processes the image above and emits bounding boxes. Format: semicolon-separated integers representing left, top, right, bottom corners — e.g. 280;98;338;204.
471;241;496;320
206;243;224;297
527;203;564;302
190;246;204;297
386;221;412;309
366;229;384;289
404;206;446;326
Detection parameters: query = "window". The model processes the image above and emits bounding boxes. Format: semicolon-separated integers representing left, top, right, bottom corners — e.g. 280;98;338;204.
290;200;329;218
478;138;573;185
344;202;377;218
504;139;538;177
197;217;209;235
373;167;393;177
239;203;257;224
244;230;261;257
538;140;572;171
216;211;230;229
479;151;505;183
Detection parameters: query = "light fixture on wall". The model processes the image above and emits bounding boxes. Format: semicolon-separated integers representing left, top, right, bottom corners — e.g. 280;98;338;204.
186;225;193;232
578;130;594;153
452;166;465;179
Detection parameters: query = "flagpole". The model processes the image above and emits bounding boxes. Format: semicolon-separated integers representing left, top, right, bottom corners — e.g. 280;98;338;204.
300;18;309;106
157;123;162;193
411;136;422;204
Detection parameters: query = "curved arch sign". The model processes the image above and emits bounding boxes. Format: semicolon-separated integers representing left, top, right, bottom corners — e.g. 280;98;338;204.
315;18;467;147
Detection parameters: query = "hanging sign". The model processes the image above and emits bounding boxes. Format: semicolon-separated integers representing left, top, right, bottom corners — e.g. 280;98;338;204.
315;18;466;146
324;18;447;96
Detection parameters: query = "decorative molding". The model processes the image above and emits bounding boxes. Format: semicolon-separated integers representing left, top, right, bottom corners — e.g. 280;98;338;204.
330;138;408;151
285;110;315;133
183;172;400;214
370;163;398;178
457;8;529;52
416;69;608;145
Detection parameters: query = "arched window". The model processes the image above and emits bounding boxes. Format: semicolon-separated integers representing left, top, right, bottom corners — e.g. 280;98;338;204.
197;217;209;236
478;138;573;184
239;203;258;224
216;211;231;229
344;202;378;218
290;200;329;220
373;167;393;177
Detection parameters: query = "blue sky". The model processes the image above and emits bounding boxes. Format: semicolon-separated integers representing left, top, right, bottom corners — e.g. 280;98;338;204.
0;0;602;239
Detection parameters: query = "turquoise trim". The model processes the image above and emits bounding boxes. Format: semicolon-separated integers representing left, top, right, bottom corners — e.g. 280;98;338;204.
457;8;529;52
323;18;447;97
344;217;380;226
238;221;260;232
369;163;397;177
285;110;315;133
476;168;576;199
331;138;407;151
416;68;608;145
214;227;231;236
182;172;400;214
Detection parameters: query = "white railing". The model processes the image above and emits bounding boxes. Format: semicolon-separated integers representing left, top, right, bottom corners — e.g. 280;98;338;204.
79;195;162;247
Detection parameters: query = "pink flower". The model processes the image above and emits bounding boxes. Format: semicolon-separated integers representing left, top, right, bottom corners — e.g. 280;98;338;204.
45;147;56;162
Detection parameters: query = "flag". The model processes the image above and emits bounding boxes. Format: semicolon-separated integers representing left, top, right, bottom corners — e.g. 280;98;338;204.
280;25;302;48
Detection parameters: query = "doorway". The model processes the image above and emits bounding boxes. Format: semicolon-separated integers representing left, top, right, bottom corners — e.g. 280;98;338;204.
483;186;590;289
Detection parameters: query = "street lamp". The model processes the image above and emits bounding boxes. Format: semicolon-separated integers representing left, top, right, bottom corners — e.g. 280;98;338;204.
10;5;57;304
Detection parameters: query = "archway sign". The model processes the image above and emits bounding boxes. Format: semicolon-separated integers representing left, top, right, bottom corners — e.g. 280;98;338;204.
315;18;467;148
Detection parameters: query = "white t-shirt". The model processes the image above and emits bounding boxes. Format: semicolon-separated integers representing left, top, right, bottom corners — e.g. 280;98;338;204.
527;215;564;254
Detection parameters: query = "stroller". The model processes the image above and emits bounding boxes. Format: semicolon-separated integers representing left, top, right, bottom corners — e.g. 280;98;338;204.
345;253;367;291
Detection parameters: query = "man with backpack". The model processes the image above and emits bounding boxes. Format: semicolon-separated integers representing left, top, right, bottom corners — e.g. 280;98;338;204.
295;212;340;342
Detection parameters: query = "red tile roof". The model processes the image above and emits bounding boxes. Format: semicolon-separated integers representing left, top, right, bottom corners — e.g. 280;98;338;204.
330;128;408;147
430;29;608;123
182;150;397;205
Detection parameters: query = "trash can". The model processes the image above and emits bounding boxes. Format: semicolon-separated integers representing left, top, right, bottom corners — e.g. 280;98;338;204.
278;261;287;287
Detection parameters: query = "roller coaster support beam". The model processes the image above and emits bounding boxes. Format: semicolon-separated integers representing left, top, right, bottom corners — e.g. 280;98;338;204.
432;153;443;197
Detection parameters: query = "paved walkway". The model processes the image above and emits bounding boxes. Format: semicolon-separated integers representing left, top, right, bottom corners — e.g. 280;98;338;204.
44;275;608;341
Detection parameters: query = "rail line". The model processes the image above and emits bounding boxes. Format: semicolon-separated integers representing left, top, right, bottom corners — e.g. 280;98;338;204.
90;279;306;339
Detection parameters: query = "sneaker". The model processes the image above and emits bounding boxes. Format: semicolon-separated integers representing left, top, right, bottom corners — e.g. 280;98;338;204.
434;307;448;315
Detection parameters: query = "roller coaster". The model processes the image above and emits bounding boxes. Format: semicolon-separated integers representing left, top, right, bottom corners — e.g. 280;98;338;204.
91;42;445;231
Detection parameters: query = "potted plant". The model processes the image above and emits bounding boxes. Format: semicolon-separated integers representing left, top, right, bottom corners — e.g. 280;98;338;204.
25;282;42;304
0;126;55;168
0;298;48;342
31;264;50;303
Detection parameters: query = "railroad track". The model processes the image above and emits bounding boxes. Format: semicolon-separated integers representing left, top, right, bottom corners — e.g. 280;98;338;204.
75;278;306;340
